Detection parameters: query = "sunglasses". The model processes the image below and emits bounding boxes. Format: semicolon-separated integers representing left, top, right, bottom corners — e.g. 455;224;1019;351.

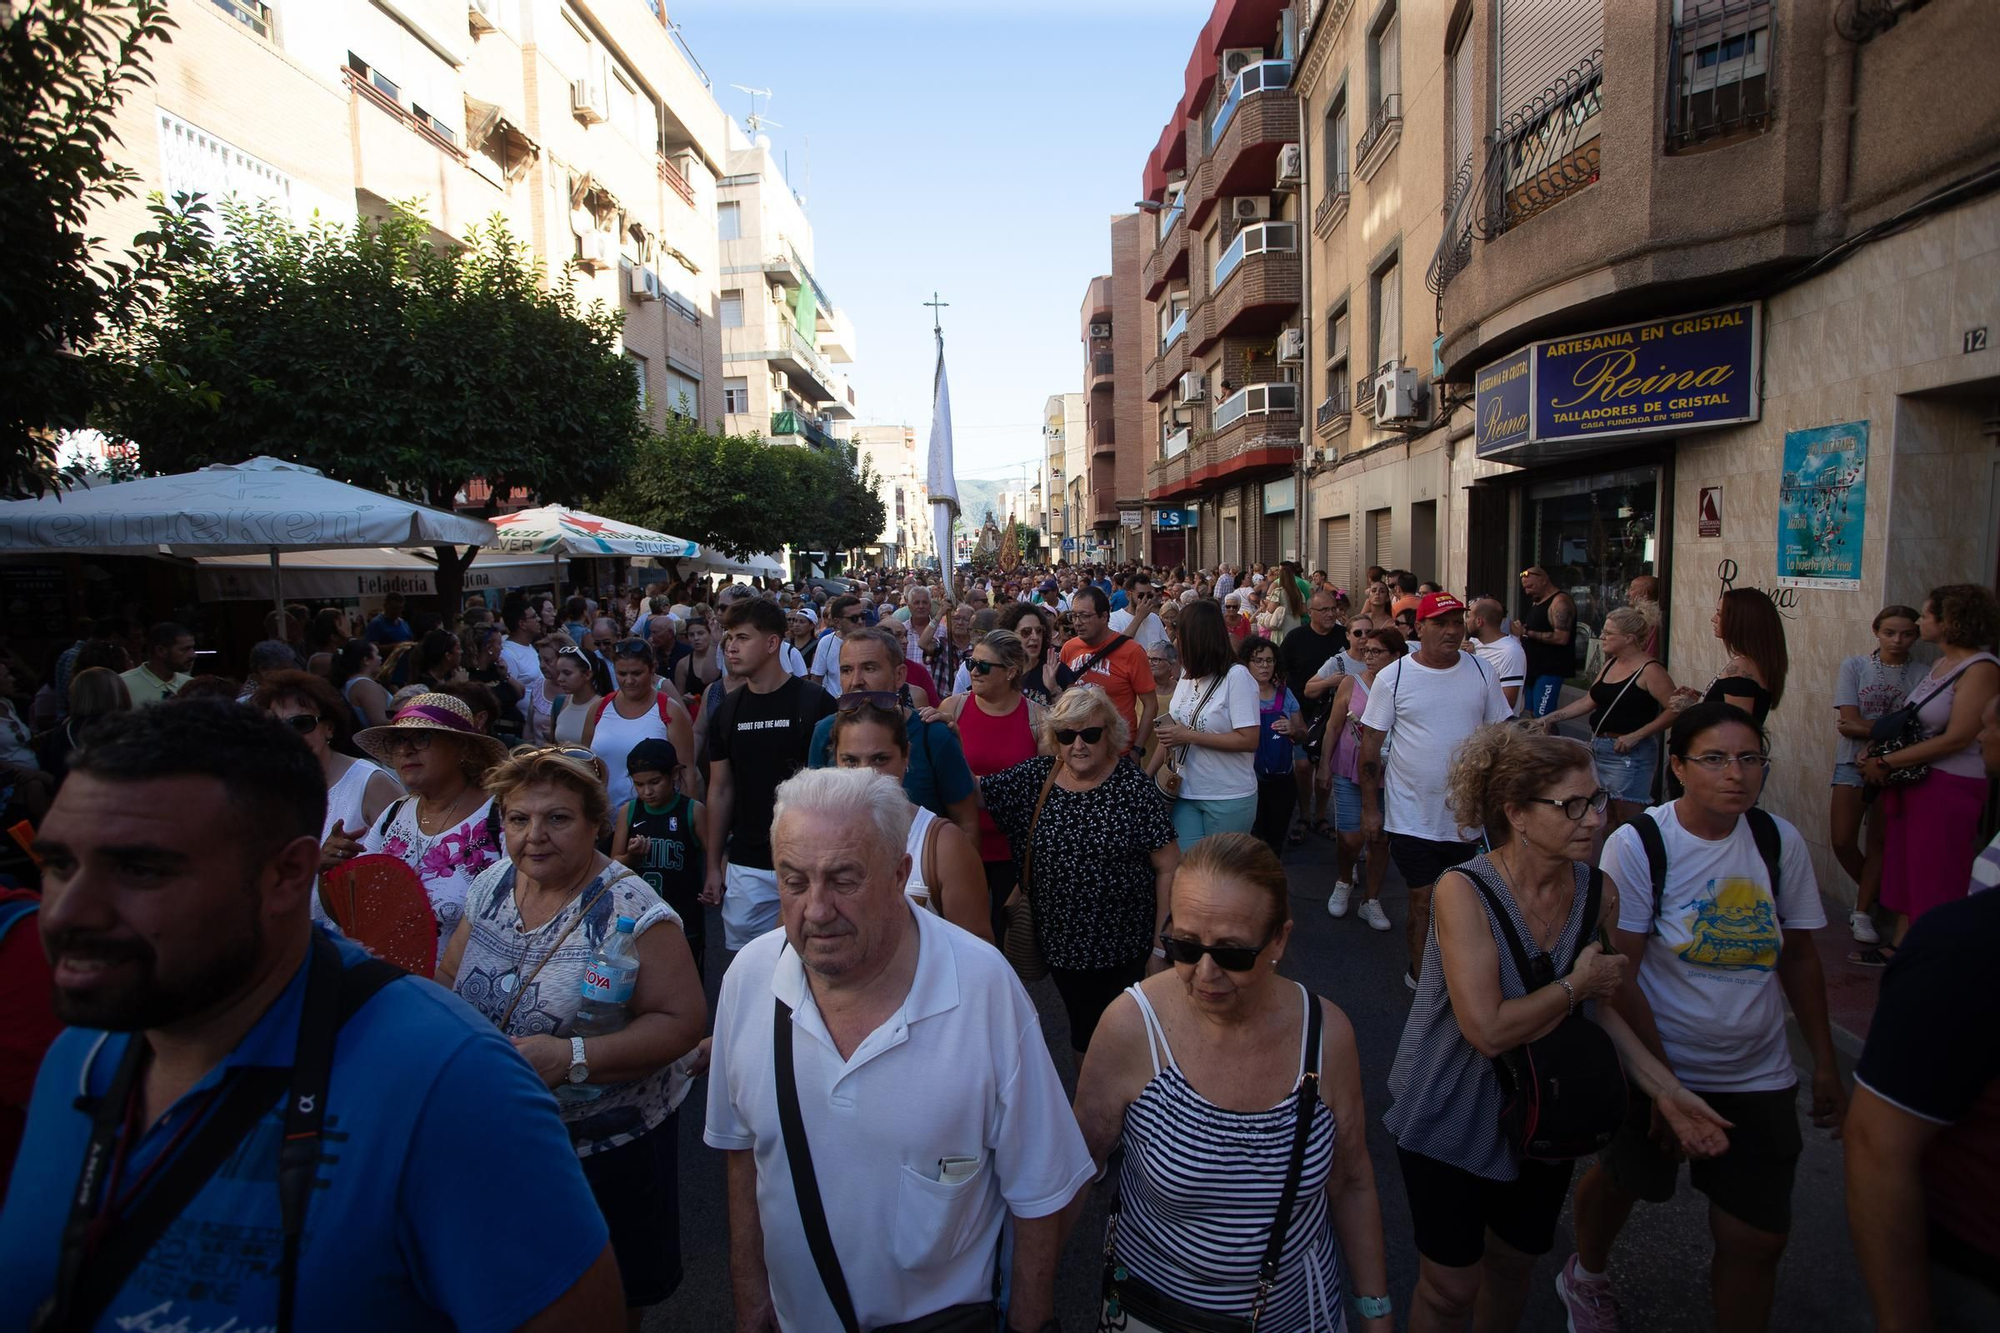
1053;726;1104;745
967;659;1005;675
1158;930;1273;972
837;690;901;712
279;713;322;734
615;639;650;655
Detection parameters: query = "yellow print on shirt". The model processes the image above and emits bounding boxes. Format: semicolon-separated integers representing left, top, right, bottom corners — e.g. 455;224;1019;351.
1677;877;1779;972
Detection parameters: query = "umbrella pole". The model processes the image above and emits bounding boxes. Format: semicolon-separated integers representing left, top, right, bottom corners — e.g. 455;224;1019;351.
270;549;285;625
552;551;560;603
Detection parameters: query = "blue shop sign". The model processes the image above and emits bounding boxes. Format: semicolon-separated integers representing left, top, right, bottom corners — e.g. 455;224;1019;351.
1153;508;1199;530
1475;302;1761;459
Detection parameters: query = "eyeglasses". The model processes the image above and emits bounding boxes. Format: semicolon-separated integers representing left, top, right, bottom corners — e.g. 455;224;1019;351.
1681;752;1772;772
1053;726;1104;745
1158;930;1273;972
615;639;649;655
381;732;436;755
1524;789;1612;820
837;690;901;712
967;659;1005;676
279;713;322;734
839;612;865;624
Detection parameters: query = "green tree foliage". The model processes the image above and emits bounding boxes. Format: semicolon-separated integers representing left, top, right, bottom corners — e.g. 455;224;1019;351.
1;0;177;497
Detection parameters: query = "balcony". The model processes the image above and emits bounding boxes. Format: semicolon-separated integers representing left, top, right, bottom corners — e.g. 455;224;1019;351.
771;410;839;450
1164;426;1191;459
1089;352;1115;392
1312;172;1350;239
1212;382;1298;433
1091;420;1117;457
657;154;695;208
1354;94;1402;183
1315;387;1352;439
1182;152;1219;232
1146;388;1299;501
1203;96;1299;221
1209;61;1292;149
1143;207;1188;300
1086;276;1114;319
1146;324;1189;402
1092;493;1120;525
1202;223;1299;349
772;324;851;416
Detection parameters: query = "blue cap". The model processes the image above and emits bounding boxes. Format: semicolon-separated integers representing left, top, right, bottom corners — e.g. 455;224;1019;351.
615;916;636;932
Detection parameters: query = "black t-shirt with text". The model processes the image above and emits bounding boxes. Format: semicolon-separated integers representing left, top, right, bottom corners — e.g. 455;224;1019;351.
708;676;836;870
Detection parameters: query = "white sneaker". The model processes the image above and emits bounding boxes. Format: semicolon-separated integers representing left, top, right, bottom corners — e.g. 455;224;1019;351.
1327;882;1353;917
1358;899;1392;932
1849;910;1880;945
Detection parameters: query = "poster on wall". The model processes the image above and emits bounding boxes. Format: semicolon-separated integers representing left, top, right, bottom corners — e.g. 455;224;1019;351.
1777;421;1868;590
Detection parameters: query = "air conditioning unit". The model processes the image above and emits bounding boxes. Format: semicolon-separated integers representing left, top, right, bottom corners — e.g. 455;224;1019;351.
1374;361;1424;424
1221;48;1264;80
1277;329;1304;363
1088;322;1112;340
772;370;789;393
468;0;500;34
576;231;614;271
1176;371;1206;406
629;265;660;301
1276;144;1303;188
770;283;790;304
572;78;608;124
1231;196;1271;222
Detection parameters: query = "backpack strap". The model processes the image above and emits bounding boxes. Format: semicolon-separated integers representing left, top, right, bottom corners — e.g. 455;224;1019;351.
1745;807;1784;922
1631;811;1669;936
0;896;37;947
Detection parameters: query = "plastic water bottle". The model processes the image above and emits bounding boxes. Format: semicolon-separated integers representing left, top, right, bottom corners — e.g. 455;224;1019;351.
561;917;639;1103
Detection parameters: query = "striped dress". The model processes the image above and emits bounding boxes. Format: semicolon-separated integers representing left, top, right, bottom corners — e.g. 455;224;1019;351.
1383;854;1593;1180
1110;984;1345;1332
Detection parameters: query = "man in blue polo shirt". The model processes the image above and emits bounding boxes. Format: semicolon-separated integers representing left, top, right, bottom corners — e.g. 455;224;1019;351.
806;624;980;847
1;701;620;1332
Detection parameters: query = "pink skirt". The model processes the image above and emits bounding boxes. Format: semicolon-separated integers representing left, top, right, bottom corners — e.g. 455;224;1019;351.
1880;771;1988;920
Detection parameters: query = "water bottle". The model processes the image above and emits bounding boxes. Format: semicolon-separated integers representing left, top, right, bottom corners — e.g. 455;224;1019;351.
561;917;639;1103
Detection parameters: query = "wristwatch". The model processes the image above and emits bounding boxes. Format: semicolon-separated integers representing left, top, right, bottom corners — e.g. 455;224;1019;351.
1352;1294;1393;1320
567;1036;590;1085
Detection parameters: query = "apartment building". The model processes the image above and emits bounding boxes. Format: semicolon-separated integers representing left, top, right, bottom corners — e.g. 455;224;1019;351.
1305;0;2000;900
850;424;933;568
1081;213;1153;563
1042;392;1094;562
94;0;732;437
715;125;858;447
1138;0;1305;574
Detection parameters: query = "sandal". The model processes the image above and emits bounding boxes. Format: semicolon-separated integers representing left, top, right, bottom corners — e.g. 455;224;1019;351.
1287;823;1306;846
1313;818;1336;839
1848;944;1898;967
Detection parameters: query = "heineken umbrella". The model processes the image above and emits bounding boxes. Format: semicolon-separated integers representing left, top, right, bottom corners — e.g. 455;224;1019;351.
0;456;496;616
487;504;699;597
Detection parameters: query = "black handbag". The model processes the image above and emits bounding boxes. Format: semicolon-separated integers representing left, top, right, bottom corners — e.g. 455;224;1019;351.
1099;995;1323;1333
1864;659;1980;786
774;989;1000;1333
1472;870;1628;1162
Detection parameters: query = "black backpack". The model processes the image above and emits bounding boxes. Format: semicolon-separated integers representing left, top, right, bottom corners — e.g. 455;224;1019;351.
1470;867;1629;1161
1630;807;1783;935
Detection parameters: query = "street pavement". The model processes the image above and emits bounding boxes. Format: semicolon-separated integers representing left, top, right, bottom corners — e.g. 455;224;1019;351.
651;826;1870;1332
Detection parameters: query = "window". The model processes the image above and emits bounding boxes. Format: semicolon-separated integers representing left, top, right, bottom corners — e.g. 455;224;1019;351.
1367;3;1400;117
1324;300;1350;405
665;367;699;419
724;376;749;414
1669;1;1772;149
1323;86;1349;187
611;69;644;144
717;200;741;241
720;289;744;327
1369;254;1400;373
625;352;647;406
1447;14;1477;187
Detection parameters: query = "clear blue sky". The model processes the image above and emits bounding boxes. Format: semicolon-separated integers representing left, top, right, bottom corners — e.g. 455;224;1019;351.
670;0;1212;488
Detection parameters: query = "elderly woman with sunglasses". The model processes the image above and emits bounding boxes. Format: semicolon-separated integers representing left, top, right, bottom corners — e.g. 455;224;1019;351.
1070;833;1392;1333
582;638;695;811
933;629;1049;940
1385;724;1732;1332
981;685;1179;1058
354;692;510;962
438;745;707;1322
254;670;403;883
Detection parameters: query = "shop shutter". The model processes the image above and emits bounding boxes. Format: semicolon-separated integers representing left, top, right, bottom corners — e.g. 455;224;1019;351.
1497;0;1603;127
1449;24;1477;181
1323;515;1352;592
1368;507;1393;570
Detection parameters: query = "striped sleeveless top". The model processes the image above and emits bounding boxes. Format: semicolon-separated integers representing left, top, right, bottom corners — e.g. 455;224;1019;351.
1111;984;1344;1332
1383;853;1593;1180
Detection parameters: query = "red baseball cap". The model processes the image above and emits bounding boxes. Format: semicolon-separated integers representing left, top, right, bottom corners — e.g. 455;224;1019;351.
1417;592;1466;621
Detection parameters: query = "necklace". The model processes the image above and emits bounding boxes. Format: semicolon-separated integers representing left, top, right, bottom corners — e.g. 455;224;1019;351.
1492;847;1568;946
415;787;478;836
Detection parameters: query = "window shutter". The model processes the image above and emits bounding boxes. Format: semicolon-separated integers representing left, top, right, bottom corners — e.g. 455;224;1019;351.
1497;0;1603;125
1379;14;1400;102
1324;515;1352;593
1449;27;1477;179
1369;508;1393;568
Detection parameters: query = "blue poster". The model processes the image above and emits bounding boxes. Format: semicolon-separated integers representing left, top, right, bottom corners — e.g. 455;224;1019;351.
1777;421;1867;590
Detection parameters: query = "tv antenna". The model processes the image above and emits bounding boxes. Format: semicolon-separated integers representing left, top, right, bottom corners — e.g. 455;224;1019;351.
728;84;783;136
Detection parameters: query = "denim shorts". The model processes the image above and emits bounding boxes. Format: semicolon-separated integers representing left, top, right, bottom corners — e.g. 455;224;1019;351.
1331;775;1364;832
1592;734;1658;804
1832;761;1865;788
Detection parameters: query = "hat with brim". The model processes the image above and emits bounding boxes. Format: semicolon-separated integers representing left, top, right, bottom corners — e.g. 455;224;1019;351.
355;692;509;771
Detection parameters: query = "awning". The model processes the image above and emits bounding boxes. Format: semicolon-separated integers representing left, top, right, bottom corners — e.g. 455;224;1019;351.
649;549;786;581
464;95;540;181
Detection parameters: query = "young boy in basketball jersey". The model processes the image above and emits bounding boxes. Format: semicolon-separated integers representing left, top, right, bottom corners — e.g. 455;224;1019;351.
612;739;708;979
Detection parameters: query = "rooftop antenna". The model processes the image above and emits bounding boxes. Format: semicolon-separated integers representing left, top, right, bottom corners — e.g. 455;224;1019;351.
728;84;782;137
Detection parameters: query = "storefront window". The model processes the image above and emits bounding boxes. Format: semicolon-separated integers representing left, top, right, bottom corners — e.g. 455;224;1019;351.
1519;466;1661;674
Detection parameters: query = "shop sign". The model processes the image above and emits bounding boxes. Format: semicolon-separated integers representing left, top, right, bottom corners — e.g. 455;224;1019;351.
1777;421;1867;590
1476;303;1761;458
1698;486;1722;538
1262;477;1296;515
1120;509;1143;528
1473;349;1532;456
1153;508;1199;530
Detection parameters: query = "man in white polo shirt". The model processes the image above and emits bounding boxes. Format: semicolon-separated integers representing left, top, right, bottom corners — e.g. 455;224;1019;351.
706;768;1089;1333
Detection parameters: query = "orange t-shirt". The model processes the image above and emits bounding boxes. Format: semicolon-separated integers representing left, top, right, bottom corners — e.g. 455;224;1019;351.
1059;633;1157;750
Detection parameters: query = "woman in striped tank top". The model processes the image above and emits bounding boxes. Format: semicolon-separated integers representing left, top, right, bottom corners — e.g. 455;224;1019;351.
1070;834;1392;1332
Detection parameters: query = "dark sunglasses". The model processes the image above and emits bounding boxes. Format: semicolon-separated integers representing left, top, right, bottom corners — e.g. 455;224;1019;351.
615;639;650;655
837;690;901;712
1158;930;1273;973
967;659;1005;675
279;713;322;734
1053;726;1104;745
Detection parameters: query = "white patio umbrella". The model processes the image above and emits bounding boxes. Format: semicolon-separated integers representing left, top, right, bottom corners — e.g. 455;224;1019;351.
486;504;700;597
192;547;569;602
0;456;496;615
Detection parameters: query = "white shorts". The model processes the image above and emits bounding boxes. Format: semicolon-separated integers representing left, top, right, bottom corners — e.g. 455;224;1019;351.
721;862;781;952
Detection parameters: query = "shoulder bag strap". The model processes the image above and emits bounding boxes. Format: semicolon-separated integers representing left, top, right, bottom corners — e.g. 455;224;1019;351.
1172;674;1229;770
495;869;616;1031
1250;993;1323;1330
1573;868;1605;974
1589;663;1646;741
1466;872;1540;986
1019;763;1063;892
773;991;863;1333
374;796;409;840
1060;633;1132;688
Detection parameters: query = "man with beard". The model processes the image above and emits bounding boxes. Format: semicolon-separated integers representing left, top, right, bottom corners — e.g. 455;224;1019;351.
0;701;621;1332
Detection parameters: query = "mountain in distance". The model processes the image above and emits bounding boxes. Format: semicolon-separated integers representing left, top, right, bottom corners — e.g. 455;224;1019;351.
950;477;1020;534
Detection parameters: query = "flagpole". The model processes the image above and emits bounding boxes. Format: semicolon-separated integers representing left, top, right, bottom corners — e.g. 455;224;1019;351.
923;292;958;574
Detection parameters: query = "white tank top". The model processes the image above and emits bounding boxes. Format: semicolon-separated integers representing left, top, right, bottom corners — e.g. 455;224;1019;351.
591;694;673;809
313;756;397;925
903;805;940;914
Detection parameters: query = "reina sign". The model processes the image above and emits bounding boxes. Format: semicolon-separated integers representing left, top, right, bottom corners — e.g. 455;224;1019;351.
1475;303;1761;459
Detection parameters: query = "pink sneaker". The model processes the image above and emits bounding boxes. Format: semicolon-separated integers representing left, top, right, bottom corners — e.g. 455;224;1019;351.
1555;1254;1621;1333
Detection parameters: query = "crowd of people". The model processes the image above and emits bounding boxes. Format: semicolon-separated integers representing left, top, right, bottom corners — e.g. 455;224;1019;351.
0;555;1994;1333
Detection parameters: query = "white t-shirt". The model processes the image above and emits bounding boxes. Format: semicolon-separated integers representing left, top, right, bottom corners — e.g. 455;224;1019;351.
704;907;1094;1332
811;632;844;692
1471;635;1528;701
1357;653;1513;842
499;638;542;717
1600;803;1826;1093
1108;608;1169;651
1166;663;1261;801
